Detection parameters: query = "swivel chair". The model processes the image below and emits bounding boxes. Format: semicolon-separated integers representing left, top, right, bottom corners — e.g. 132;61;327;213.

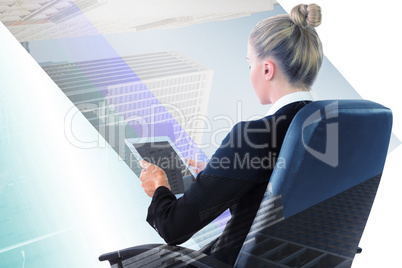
99;99;393;267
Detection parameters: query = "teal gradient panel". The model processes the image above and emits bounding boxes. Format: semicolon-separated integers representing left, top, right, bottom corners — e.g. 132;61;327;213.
0;20;166;267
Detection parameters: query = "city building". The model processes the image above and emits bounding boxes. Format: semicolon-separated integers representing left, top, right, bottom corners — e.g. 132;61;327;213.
41;51;213;176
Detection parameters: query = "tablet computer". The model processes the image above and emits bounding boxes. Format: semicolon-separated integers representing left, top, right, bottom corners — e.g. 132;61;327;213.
125;136;197;196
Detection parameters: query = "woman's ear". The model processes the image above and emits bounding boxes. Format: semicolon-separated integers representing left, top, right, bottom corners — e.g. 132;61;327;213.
264;60;275;80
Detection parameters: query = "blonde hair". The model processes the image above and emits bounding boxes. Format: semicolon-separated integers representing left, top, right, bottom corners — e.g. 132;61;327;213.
250;3;323;90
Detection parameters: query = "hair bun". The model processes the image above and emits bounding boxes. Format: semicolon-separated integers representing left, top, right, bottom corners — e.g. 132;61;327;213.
290;3;322;28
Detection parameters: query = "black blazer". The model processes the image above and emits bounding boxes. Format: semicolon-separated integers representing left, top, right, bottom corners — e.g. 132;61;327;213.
146;101;310;265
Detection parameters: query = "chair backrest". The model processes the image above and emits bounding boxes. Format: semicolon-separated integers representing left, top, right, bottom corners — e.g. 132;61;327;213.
235;99;393;268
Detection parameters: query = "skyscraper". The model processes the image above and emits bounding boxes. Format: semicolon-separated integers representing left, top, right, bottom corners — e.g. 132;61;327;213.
41;51;213;176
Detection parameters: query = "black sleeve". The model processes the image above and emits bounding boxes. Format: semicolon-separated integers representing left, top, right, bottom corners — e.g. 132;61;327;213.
146;120;273;245
146;172;259;245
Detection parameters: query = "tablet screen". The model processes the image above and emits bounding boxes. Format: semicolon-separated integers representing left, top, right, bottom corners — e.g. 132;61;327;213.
128;140;196;195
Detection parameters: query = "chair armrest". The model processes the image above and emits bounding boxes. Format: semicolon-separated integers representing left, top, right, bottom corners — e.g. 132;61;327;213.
99;244;233;267
99;244;164;264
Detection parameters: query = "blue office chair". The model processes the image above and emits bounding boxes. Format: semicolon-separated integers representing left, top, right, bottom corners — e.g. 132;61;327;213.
99;99;393;267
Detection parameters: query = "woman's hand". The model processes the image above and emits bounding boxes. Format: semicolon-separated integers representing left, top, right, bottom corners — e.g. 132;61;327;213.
186;159;208;175
139;160;171;197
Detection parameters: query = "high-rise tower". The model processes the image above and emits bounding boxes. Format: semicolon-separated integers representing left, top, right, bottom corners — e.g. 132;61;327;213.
42;51;213;176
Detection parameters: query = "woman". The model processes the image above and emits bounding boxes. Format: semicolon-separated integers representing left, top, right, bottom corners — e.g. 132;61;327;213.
139;3;323;265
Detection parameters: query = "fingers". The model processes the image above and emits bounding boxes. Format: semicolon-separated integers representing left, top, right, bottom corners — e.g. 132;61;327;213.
138;160;169;196
141;176;155;197
139;160;151;169
144;188;154;197
186;159;208;174
186;159;199;169
141;179;153;189
142;181;154;197
139;168;146;181
187;159;207;168
139;160;158;173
